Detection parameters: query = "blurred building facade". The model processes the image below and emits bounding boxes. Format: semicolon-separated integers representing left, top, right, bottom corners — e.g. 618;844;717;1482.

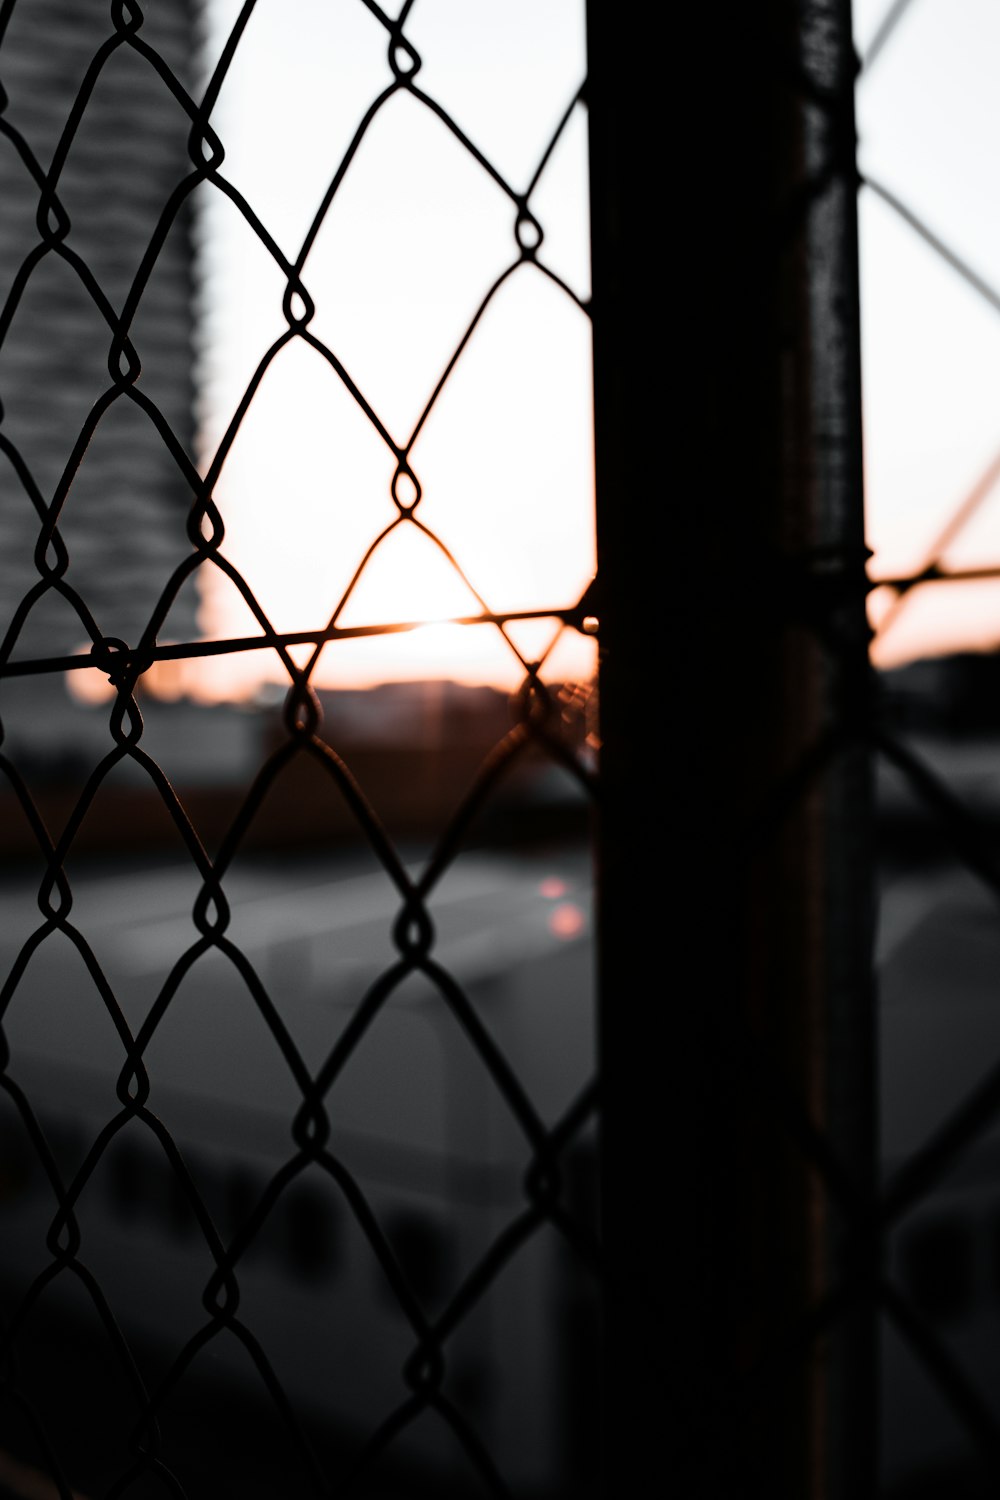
0;0;198;673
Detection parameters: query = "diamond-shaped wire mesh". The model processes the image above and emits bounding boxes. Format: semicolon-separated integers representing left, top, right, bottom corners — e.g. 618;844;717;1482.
0;3;601;1495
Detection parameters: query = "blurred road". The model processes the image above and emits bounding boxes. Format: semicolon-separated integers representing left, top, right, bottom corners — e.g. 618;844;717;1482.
879;846;1000;1494
0;839;598;1498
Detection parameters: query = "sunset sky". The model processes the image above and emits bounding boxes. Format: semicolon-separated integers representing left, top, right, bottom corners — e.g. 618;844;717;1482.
169;0;596;701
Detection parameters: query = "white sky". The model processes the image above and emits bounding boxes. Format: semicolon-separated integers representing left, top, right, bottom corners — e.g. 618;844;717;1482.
854;0;1000;664
167;0;596;700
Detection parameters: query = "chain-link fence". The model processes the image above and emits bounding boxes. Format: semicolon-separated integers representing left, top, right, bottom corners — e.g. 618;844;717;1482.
21;3;1000;1496
0;3;602;1496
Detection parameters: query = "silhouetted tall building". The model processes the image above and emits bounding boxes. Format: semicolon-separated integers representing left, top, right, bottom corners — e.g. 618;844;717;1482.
0;0;198;667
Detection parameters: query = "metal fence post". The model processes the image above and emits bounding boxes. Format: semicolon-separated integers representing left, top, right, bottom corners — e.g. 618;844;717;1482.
587;3;875;1494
